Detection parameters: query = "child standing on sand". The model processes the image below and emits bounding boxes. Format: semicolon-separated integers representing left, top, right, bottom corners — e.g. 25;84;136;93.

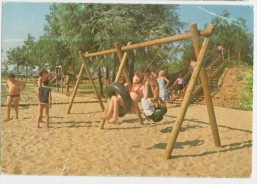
173;73;186;95
5;73;26;120
37;79;52;128
157;70;169;104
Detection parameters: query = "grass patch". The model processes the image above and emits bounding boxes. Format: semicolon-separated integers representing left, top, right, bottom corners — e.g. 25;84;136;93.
240;72;253;110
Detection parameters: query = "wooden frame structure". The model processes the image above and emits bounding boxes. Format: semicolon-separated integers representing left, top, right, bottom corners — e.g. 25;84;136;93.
67;23;221;159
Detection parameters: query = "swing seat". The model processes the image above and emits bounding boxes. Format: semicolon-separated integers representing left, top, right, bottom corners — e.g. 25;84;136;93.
107;82;132;117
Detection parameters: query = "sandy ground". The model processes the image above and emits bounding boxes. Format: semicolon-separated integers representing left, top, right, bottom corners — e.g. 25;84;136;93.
0;91;252;177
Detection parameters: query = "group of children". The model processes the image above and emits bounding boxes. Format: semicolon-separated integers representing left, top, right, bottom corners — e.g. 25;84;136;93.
100;68;188;124
4;69;52;128
4;66;188;127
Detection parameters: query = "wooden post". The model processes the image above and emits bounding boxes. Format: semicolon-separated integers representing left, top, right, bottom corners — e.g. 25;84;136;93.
80;52;105;111
114;42;143;125
67;64;84;114
163;38;210;159
190;23;221;147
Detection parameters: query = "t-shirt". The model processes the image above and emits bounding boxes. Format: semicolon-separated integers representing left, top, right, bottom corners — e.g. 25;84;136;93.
141;98;155;116
38;87;51;104
176;78;185;85
217;45;222;51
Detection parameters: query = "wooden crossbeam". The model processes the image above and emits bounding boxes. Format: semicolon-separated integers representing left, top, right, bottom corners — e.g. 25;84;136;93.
84;25;214;58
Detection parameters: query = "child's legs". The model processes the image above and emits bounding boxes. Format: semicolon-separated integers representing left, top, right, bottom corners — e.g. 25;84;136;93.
37;104;44;127
111;96;120;120
106;96;117;117
6;96;13;118
13;97;20;119
45;105;50;127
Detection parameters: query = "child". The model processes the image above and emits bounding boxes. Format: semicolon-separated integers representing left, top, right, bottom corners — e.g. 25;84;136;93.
38;68;49;87
141;79;167;122
37;79;52;128
173;73;185;95
100;72;144;124
188;60;196;75
157;70;169;104
64;75;70;96
168;87;177;103
143;69;164;107
5;73;26;120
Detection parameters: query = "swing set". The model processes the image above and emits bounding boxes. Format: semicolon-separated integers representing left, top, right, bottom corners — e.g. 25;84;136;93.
67;23;221;159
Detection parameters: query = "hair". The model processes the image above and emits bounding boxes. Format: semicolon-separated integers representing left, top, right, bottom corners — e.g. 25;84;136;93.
179;73;183;78
134;71;144;83
159;70;165;77
43;79;50;86
8;73;16;79
39;68;48;77
144;68;151;74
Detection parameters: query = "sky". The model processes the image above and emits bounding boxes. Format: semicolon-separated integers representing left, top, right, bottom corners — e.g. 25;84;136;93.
1;2;254;62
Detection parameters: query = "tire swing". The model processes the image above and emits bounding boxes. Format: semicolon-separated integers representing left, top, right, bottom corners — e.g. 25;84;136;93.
144;105;167;122
143;85;167;122
106;82;132;117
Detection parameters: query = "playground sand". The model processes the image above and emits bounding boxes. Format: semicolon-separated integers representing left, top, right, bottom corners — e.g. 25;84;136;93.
1;98;252;177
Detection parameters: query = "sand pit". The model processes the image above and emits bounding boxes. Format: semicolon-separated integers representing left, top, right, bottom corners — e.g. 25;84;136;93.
0;93;252;177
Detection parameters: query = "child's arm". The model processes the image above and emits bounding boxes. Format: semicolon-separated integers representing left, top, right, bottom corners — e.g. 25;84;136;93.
18;80;26;91
151;72;158;78
163;77;170;87
38;77;43;87
6;81;9;91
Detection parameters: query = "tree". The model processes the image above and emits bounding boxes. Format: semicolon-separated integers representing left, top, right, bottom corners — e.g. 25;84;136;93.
40;3;185;95
210;11;253;65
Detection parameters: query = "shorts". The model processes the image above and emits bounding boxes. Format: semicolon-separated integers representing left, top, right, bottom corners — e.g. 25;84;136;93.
177;84;184;90
7;94;20;99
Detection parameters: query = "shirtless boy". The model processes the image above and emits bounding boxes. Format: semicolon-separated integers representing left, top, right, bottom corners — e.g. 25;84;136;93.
5;73;26;120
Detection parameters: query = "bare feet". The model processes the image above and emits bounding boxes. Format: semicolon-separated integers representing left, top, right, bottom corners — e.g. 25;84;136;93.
107;118;117;124
4;117;12;121
100;114;108;120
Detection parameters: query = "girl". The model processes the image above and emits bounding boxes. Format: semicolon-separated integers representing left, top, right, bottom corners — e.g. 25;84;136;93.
100;72;144;124
157;70;169;104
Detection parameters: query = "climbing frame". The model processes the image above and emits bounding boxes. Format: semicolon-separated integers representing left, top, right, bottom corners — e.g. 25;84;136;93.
67;23;221;159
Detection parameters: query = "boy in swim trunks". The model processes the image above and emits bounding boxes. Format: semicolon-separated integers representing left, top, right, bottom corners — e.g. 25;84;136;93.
37;79;52;128
5;73;26;120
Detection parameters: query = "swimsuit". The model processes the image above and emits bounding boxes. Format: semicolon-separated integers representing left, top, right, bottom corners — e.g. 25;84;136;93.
7;94;20;99
157;78;168;101
130;88;141;96
130;85;142;96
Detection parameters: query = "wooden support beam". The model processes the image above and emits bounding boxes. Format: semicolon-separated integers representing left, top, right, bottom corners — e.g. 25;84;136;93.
67;64;84;114
84;25;214;58
190;23;221;147
163;37;210;159
114;42;132;85
80;51;105;111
